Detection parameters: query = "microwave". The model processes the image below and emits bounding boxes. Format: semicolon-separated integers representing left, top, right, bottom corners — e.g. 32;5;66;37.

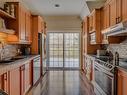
90;32;96;44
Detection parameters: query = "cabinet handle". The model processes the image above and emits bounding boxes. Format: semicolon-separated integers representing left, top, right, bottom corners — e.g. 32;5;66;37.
118;17;121;23
116;18;118;24
4;73;7;80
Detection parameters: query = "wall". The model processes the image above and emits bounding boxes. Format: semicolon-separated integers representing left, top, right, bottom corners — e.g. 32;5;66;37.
44;16;82;32
107;39;127;58
0;44;19;60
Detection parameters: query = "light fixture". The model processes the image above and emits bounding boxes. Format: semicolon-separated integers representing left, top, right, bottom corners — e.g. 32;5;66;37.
55;4;60;8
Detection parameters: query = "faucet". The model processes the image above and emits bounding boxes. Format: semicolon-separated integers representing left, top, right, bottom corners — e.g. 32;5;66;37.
0;41;5;61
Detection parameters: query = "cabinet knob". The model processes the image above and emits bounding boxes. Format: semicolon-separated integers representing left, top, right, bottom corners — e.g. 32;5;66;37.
116;18;118;24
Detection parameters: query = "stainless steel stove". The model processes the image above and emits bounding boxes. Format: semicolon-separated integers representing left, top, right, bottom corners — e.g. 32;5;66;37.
93;56;117;95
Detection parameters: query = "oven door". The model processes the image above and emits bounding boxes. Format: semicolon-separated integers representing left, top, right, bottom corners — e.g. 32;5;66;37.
94;63;114;95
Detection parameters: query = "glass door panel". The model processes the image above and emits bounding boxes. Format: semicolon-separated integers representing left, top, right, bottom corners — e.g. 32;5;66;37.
48;32;80;69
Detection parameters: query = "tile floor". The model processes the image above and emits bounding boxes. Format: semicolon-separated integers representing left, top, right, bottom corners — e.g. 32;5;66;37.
27;71;95;95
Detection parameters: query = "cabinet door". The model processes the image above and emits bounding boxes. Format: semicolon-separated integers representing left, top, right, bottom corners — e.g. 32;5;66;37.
20;65;25;95
117;69;127;95
3;73;9;94
25;63;31;93
121;0;127;21
89;15;93;32
9;68;20;95
25;11;31;42
20;6;26;41
109;0;117;26
0;75;3;90
102;4;110;29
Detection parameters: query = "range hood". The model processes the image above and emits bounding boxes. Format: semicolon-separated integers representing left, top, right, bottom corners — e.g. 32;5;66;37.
102;21;127;36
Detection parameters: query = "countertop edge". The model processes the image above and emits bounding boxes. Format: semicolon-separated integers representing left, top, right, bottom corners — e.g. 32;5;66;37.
0;55;40;75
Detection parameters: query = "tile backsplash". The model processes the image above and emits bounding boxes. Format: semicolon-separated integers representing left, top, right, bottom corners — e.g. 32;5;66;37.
0;44;19;60
107;39;127;58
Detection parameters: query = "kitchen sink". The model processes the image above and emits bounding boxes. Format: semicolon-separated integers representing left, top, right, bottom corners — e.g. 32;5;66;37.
0;60;14;63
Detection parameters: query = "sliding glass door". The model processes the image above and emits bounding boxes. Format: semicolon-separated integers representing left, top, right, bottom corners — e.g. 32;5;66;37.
47;32;80;70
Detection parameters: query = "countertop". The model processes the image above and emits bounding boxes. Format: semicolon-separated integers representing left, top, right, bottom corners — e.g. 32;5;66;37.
0;55;40;75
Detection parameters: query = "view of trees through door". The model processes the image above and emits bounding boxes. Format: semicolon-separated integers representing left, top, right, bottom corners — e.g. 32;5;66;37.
47;32;80;69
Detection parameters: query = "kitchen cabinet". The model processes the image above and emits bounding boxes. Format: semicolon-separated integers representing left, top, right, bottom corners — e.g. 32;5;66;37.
9;68;20;95
20;65;25;95
6;2;32;44
84;55;94;81
88;9;101;44
0;75;3;89
0;73;9;94
117;69;127;95
121;0;127;22
25;63;31;93
31;15;45;54
101;0;126;44
25;11;32;43
107;0;127;26
20;5;26;42
101;4;110;30
109;0;117;26
82;16;100;54
20;62;32;95
3;73;9;94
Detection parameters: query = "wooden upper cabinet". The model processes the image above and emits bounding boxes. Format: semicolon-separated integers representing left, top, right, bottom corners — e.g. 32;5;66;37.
20;5;26;41
25;11;32;43
6;2;32;44
101;4;110;30
108;0;127;26
31;15;45;54
109;0;117;26
88;9;101;44
121;0;127;22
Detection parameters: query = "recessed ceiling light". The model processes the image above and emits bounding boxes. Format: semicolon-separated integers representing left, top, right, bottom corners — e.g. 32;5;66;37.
55;4;60;8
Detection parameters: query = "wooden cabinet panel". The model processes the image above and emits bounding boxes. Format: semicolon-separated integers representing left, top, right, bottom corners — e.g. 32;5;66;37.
20;6;26;41
117;69;127;95
0;75;3;90
25;63;31;93
6;2;32;44
102;4;110;30
9;68;20;95
25;11;31;43
3;73;9;94
21;62;31;95
20;65;25;95
121;0;127;22
109;0;117;26
88;9;101;44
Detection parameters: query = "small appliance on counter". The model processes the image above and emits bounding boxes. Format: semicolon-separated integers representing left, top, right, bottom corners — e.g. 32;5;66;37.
21;46;31;55
97;49;107;57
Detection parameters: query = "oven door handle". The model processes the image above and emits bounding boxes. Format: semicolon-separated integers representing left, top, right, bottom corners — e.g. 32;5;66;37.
95;65;114;79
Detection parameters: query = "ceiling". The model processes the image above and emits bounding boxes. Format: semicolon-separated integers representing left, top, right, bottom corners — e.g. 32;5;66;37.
22;0;90;18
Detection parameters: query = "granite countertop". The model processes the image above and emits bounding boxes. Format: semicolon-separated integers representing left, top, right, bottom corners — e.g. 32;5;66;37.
0;55;40;75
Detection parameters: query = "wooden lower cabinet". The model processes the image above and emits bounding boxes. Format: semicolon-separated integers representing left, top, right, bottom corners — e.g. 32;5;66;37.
25;63;31;93
9;68;20;95
117;69;127;95
20;62;32;95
